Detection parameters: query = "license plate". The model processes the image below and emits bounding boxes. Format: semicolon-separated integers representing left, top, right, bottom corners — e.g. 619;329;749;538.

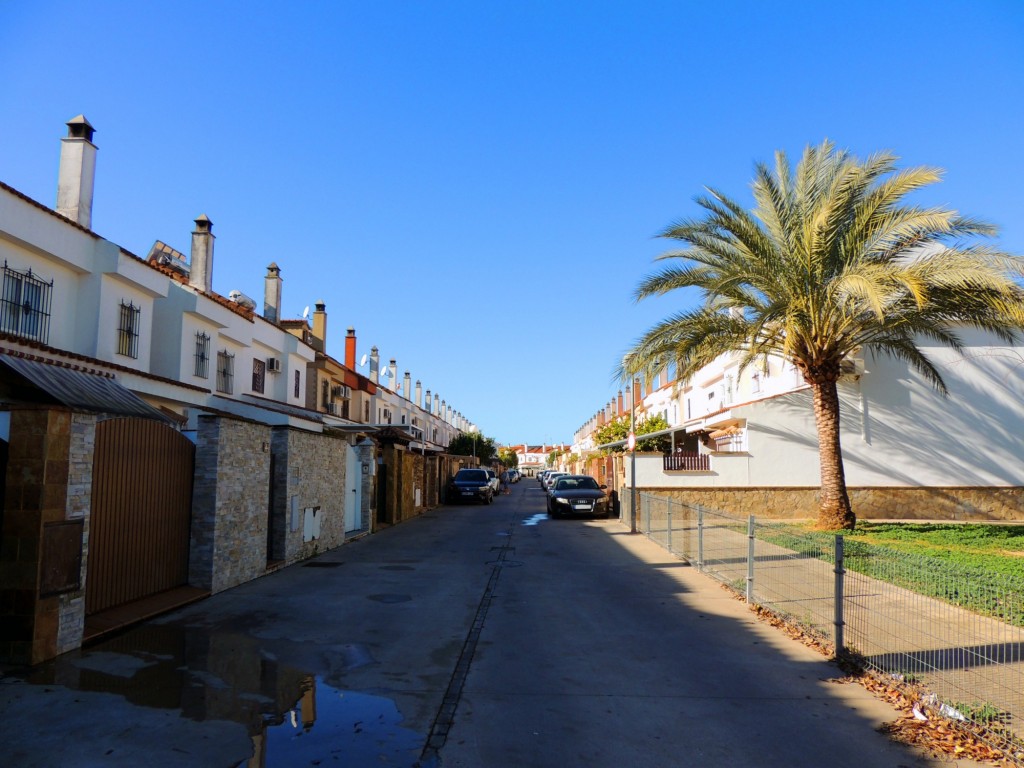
462;491;473;496
573;504;591;510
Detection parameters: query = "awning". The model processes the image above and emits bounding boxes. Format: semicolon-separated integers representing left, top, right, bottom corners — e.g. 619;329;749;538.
0;355;170;421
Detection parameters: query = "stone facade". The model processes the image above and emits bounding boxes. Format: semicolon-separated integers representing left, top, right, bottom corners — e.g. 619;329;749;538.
270;426;348;563
190;416;273;594
637;486;1024;521
0;407;92;664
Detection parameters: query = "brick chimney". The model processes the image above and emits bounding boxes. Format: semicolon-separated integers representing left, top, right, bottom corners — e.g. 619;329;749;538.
189;215;215;293
345;327;356;369
311;300;327;352
263;263;282;323
56;115;97;229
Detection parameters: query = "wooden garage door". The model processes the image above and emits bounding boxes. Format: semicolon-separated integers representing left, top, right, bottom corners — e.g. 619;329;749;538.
86;418;195;615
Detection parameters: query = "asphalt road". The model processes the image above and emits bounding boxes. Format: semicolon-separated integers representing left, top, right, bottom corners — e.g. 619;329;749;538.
0;479;981;767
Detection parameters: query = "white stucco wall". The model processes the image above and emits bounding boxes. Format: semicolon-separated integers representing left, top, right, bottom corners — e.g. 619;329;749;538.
632;330;1024;490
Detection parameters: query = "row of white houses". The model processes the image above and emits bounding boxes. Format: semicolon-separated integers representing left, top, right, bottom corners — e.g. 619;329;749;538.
570;312;1024;521
0;116;479;665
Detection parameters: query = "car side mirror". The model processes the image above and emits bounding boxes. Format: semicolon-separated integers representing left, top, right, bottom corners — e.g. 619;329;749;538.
599;484;607;489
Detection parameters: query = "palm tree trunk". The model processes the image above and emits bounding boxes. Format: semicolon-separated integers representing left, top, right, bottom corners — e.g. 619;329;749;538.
810;380;856;529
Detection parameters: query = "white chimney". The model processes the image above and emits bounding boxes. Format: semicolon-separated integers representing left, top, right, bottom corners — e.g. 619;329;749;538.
189;215;215;293
369;346;380;384
56;115;97;229
403;371;411;401
264;262;282;323
424;389;432;413
415;380;422;408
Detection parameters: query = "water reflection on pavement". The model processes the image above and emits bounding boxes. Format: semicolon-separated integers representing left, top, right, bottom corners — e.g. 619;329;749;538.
4;619;425;767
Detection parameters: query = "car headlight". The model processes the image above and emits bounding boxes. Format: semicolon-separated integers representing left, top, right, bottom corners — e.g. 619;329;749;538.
554;497;571;505
478;486;490;492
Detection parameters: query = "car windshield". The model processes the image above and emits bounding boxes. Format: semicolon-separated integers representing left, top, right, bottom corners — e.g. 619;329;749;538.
455;470;487;482
555;477;599;491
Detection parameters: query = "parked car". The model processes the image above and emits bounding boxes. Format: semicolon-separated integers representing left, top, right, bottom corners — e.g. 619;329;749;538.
546;475;610;518
482;468;501;496
543;471;568;492
447;468;494;504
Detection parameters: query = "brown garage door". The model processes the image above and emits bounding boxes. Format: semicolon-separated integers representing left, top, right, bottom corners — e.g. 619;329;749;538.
86;417;195;615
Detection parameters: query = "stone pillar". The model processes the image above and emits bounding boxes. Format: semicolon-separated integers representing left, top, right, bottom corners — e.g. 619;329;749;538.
0;408;93;665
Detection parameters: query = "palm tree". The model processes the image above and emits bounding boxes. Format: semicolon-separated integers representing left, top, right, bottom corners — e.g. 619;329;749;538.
622;141;1024;529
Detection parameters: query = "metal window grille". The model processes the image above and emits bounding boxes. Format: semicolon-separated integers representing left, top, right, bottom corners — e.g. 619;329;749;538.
194;332;210;378
0;263;53;343
294;370;300;398
216;350;234;394
252;358;266;393
117;301;140;358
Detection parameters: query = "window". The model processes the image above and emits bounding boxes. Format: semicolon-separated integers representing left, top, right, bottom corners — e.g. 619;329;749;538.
194;332;210;378
0;263;52;343
252;358;266;394
294;370;301;398
322;379;330;408
117;301;141;358
363;401;370;423
216;350;234;393
751;371;762;394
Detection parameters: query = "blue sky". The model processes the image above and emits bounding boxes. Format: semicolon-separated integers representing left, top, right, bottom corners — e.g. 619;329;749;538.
2;1;1022;446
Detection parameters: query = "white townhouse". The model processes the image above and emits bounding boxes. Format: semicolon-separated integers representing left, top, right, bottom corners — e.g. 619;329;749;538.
584;334;1024;521
0;116;452;666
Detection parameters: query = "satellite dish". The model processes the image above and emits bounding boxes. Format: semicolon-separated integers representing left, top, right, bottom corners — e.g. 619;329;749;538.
302;306;310;319
380;365;388;376
360;354;368;367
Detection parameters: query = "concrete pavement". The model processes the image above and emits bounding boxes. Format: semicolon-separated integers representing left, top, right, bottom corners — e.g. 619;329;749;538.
0;480;989;767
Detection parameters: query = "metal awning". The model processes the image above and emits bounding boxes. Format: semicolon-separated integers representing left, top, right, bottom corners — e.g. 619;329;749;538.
0;355;170;421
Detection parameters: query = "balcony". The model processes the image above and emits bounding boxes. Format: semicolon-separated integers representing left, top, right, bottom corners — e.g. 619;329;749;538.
663;452;710;472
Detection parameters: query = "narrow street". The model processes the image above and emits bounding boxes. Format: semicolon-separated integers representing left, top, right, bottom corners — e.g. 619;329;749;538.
2;480;972;767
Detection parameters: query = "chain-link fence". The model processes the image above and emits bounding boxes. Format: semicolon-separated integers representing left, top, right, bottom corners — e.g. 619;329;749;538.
636;493;1024;763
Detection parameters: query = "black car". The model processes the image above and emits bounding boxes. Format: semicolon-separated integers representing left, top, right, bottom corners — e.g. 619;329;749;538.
447;468;494;505
546;475;610;518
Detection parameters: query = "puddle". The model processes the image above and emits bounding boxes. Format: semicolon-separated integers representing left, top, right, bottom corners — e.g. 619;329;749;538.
6;620;423;767
521;514;549;526
237;678;422;767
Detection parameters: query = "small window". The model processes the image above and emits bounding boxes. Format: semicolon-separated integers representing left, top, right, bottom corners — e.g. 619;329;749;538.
216;350;234;394
194;332;210;378
252;358;266;394
117;301;141;358
294;370;301;399
0;263;52;343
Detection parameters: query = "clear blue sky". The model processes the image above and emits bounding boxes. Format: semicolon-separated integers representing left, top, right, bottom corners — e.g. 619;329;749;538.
2;1;1022;446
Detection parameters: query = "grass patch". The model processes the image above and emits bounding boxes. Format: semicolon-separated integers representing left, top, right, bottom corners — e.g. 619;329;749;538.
756;521;1024;626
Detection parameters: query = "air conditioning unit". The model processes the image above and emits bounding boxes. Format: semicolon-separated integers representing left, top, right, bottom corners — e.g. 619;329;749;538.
331;384;350;398
328;401;344;416
267;357;282;373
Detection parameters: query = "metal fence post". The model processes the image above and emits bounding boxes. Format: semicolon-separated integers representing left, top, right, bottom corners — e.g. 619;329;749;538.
834;535;845;656
697;505;705;572
746;515;755;603
667;506;673;554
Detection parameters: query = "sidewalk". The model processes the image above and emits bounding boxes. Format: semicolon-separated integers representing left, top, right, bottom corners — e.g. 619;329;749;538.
637;502;1023;746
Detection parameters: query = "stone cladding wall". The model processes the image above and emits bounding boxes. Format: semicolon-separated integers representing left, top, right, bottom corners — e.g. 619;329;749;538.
190;416;272;594
639;486;1024;521
272;426;348;563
